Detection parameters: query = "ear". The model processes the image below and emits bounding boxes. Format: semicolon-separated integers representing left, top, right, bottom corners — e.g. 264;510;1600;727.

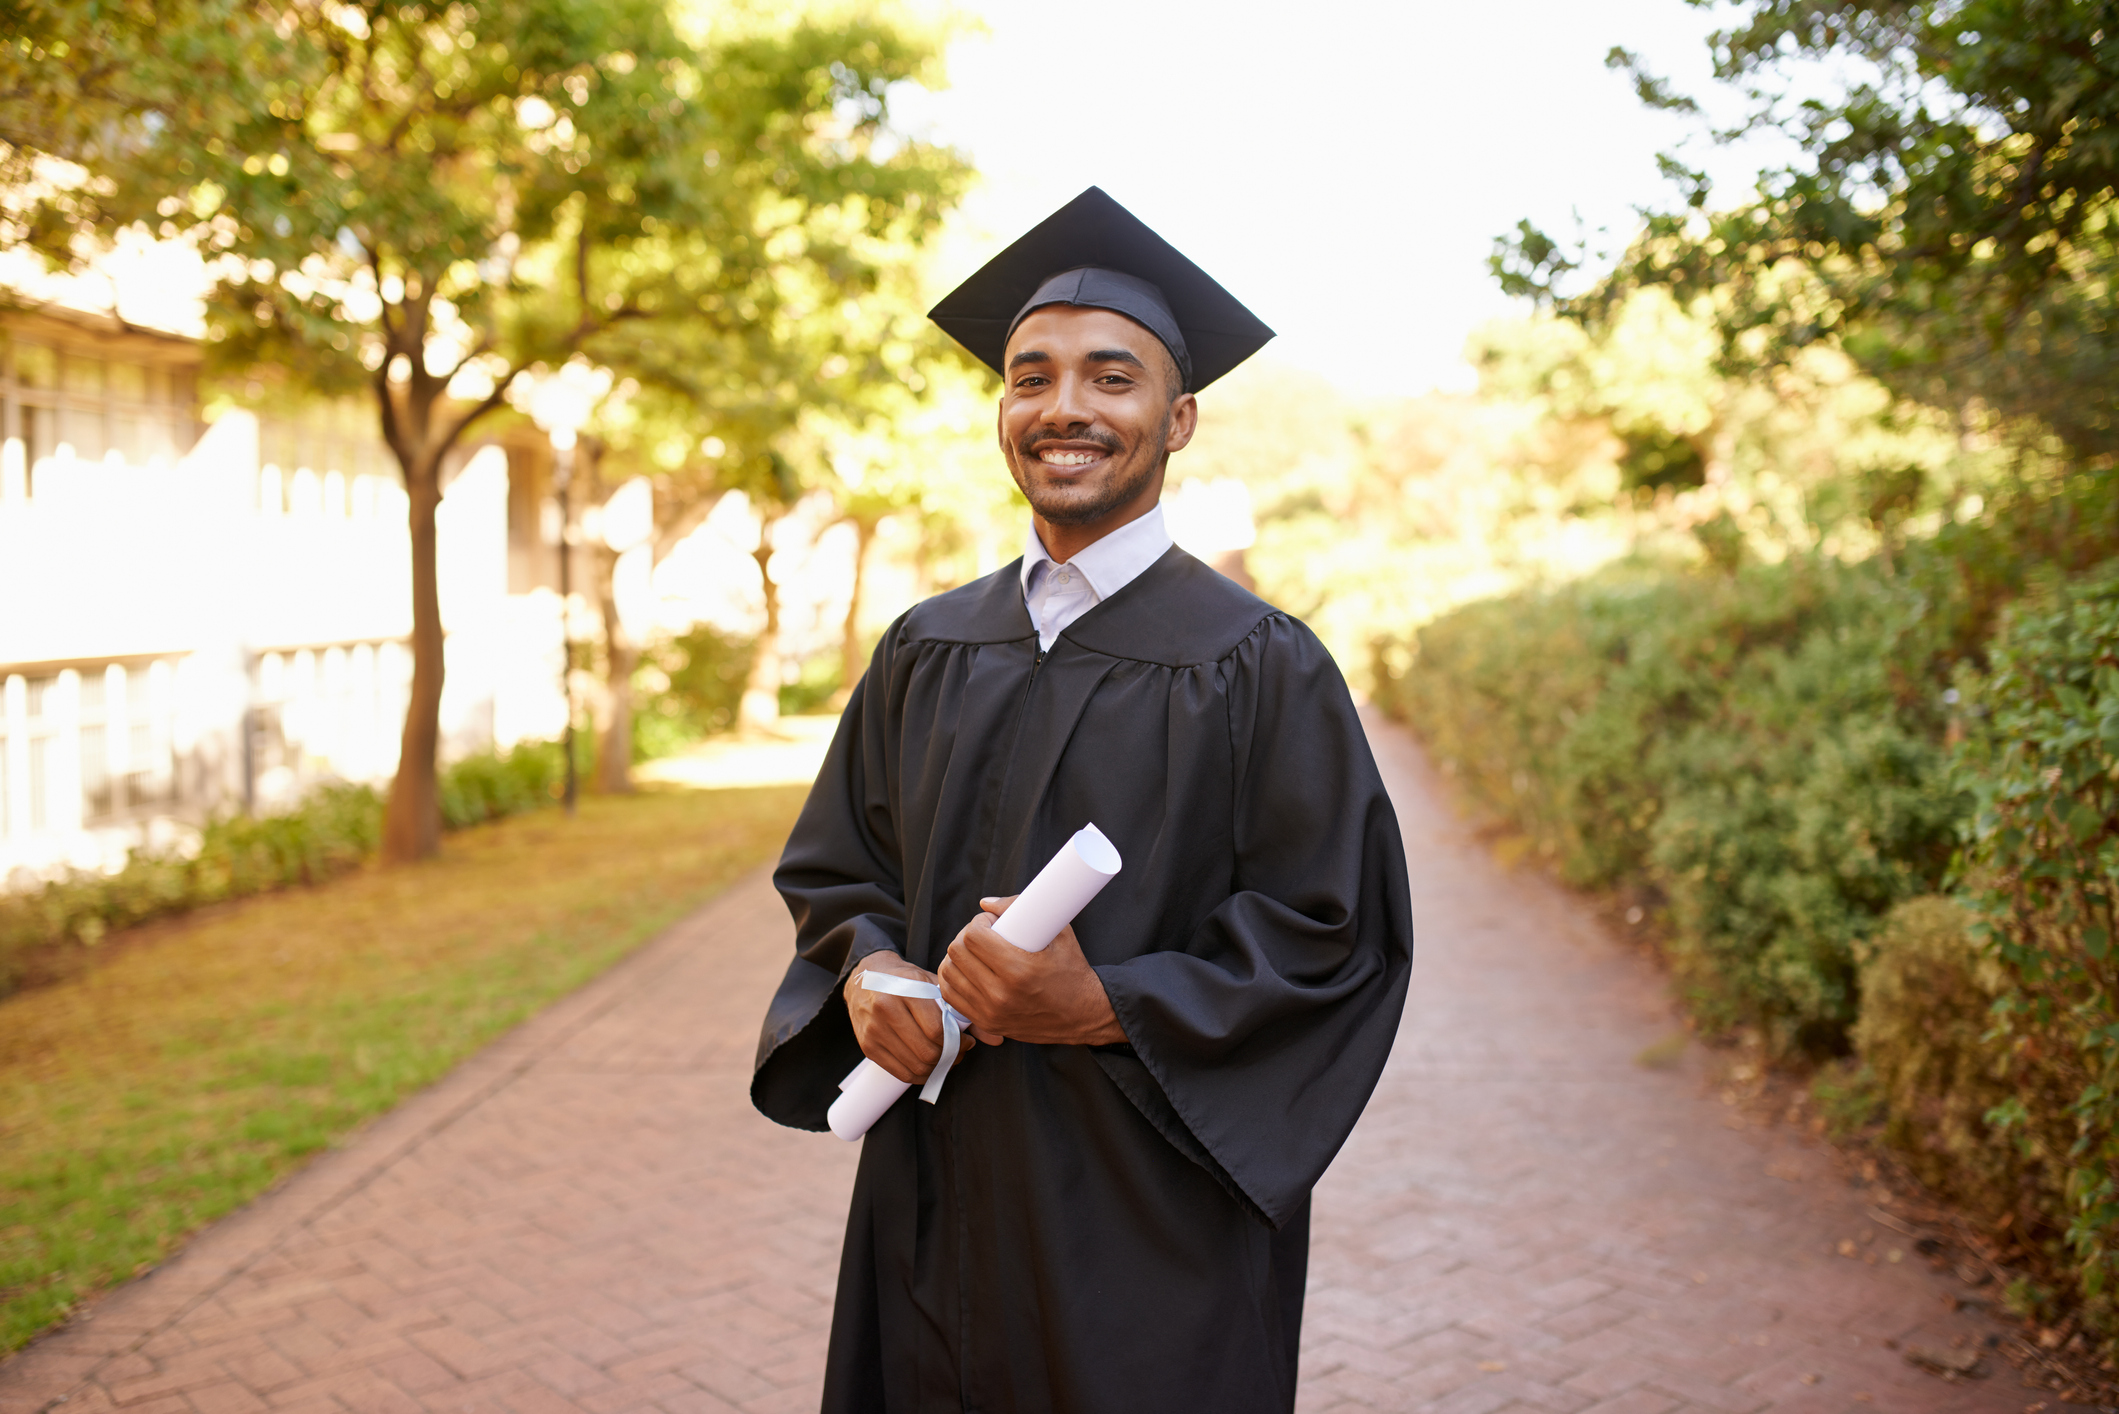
1163;392;1198;455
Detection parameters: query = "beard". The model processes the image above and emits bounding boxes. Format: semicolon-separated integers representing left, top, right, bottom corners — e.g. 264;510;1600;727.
1009;410;1170;527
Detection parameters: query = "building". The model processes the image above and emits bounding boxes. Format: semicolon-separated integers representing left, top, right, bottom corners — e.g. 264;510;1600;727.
0;301;567;886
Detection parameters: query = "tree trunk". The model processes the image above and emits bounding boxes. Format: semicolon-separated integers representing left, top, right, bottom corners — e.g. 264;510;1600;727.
595;549;635;793
382;463;445;862
741;521;783;731
839;516;877;697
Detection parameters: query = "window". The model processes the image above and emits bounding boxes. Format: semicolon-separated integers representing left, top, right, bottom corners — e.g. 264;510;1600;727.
24;675;57;832
115;412;149;463
80;669;113;822
60;404;106;460
118;662;174;811
60;353;103;396
2;333;201;488
108;361;147;401
14;343;55;389
21;403;55;484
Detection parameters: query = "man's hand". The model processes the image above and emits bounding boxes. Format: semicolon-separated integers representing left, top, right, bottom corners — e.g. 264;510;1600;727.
938;897;1127;1047
846;951;975;1084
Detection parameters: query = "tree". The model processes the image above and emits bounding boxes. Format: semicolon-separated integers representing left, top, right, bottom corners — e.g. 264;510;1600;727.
15;0;963;858
814;350;1004;695
589;208;973;750
1497;0;2119;464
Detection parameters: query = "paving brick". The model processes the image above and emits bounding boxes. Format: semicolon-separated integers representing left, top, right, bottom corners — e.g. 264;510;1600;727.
182;1382;270;1414
1583;1391;1682;1414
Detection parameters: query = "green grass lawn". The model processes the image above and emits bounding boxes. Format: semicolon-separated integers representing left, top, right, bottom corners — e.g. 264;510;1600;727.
0;783;806;1354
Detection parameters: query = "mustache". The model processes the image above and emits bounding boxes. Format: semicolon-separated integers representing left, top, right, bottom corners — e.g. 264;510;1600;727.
1019;427;1122;459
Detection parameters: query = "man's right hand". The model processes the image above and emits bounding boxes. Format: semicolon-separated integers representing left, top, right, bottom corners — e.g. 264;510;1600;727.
846;951;977;1084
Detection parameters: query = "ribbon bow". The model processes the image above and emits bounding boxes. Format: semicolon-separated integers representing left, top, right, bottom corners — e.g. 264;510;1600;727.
859;972;969;1103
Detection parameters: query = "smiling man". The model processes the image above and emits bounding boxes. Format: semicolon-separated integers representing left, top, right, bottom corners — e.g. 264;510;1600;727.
751;188;1415;1414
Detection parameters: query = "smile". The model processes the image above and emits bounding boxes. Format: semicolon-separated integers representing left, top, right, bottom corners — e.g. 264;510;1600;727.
1037;448;1107;467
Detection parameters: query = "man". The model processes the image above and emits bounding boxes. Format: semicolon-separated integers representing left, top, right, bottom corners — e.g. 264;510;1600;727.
751;188;1414;1414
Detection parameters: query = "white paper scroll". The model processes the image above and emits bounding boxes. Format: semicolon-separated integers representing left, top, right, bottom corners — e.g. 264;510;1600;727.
991;823;1123;952
826;824;1124;1142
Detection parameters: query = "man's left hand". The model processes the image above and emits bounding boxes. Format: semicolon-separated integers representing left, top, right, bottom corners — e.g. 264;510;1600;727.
938;897;1128;1047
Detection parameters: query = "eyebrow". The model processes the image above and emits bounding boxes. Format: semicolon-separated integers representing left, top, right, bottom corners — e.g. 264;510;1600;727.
1005;348;1149;372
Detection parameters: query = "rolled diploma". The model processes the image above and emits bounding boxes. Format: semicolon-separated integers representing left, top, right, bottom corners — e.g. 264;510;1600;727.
826;823;1123;1141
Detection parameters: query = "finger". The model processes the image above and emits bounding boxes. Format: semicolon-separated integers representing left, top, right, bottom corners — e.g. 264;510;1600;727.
956;918;1021;978
940;940;1001;1002
936;954;985;1024
968;1024;1004;1046
978;894;1018;917
939;945;1008;1017
904;997;944;1047
880;999;942;1053
876;1027;940;1084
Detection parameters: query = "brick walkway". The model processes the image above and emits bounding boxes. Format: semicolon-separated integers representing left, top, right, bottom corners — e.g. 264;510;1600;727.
1;714;2032;1414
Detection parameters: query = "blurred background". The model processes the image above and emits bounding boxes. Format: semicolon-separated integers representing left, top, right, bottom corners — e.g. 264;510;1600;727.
0;0;2114;1392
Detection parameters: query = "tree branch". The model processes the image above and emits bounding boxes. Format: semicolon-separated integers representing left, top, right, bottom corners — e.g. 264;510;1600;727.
427;365;524;474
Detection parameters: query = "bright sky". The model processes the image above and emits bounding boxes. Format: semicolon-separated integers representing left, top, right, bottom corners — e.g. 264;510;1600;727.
896;0;1790;398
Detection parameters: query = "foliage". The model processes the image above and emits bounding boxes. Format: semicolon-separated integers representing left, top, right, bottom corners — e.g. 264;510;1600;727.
1956;562;2119;1343
1378;549;1964;1050
0;781;807;1354
778;652;842;717
0;741;561;997
632;623;756;759
1852;896;2016;1207
1499;0;2119;464
1375;466;2117;1041
435;738;564;827
0;0;277;257
1170;293;1988;684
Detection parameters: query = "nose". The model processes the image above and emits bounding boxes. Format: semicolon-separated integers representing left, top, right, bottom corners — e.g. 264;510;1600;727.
1039;369;1093;434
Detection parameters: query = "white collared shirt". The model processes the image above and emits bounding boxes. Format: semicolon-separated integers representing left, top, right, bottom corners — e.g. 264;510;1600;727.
1019;504;1174;650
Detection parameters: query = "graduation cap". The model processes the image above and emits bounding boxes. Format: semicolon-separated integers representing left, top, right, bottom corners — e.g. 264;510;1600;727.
928;187;1274;393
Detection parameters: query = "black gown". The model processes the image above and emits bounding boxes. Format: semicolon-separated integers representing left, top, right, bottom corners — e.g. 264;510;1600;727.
750;545;1414;1414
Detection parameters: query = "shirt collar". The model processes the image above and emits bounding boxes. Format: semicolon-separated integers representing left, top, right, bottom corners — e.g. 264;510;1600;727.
1019;502;1173;603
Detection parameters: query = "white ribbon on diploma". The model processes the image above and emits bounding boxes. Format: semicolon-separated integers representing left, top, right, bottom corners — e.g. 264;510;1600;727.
856;972;968;1104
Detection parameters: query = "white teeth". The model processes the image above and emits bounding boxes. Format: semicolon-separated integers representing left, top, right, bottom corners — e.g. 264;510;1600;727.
1039;450;1101;466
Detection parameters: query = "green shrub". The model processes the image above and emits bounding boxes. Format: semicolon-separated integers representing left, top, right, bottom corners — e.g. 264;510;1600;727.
438;739;564;827
0;742;561;997
1378;552;1962;1049
635;624;755;759
778;653;843;716
1853;896;2016;1208
1956;562;2119;1349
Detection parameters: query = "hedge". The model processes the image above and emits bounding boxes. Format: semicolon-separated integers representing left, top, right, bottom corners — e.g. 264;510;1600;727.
1373;479;2119;1354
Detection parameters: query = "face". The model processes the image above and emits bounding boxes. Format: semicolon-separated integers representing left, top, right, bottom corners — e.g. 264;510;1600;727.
998;305;1198;528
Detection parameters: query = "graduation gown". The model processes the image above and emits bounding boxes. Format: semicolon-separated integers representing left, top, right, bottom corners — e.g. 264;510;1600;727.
750;545;1414;1414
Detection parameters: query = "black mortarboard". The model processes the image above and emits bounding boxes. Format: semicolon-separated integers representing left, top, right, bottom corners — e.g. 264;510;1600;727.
928;187;1274;393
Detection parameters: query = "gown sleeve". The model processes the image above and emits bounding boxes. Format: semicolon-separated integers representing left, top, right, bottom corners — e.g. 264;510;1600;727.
1094;615;1415;1229
750;623;908;1131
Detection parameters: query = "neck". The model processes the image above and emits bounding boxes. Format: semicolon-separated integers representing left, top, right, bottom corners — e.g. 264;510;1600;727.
1033;478;1163;564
